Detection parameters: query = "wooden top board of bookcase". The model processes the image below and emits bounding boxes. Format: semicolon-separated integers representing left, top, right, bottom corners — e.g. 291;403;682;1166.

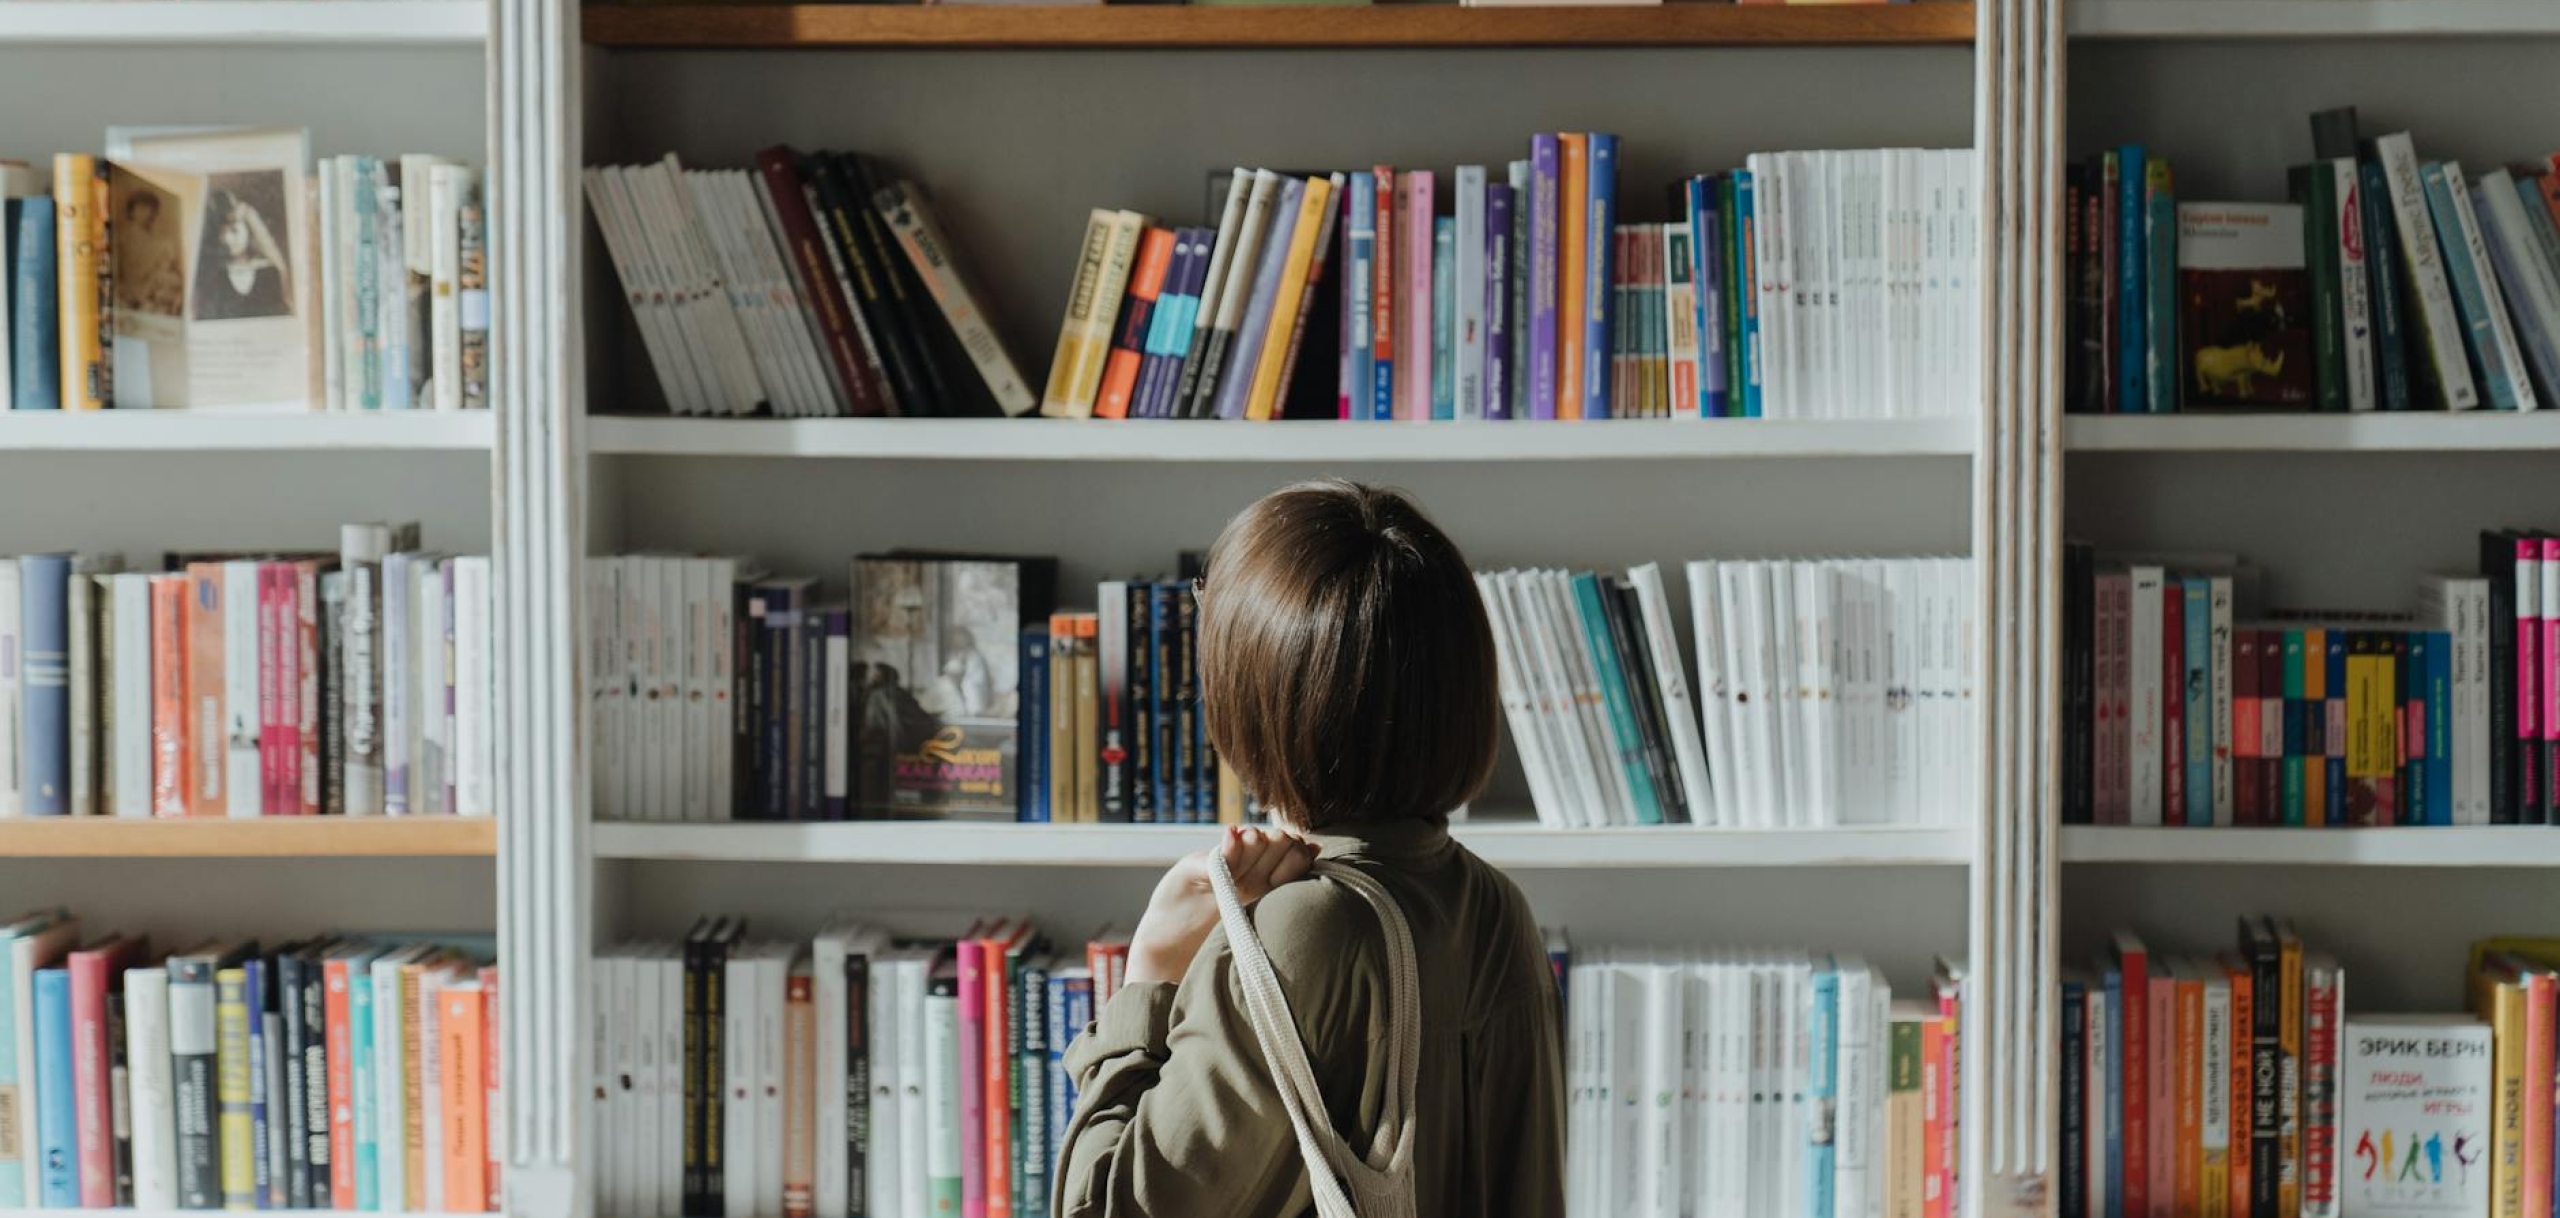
0;817;497;858
581;2;1976;51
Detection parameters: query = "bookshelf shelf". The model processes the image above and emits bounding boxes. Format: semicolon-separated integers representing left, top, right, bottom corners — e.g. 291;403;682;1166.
0;412;495;454
591;820;1972;868
2063;412;2560;453
581;2;1976;50
2060;826;2560;867
586;415;1974;462
0;816;497;858
0;0;489;45
2068;0;2560;39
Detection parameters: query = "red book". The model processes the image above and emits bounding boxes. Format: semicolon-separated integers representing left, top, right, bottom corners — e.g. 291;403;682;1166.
979;921;1033;1218
1920;1012;1947;1218
2234;630;2262;826
1094;227;1173;420
149;575;189;818
1372;166;1396;382
69;934;142;1207
2220;952;2254;1218
2116;933;2150;1218
2163;586;2186;828
2303;956;2348;1218
184;563;225;818
325;951;358;1207
752;147;890;417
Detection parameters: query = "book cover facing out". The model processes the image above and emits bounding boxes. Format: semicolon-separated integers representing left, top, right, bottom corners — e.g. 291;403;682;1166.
2177;202;2315;409
850;557;1045;820
2340;1015;2489;1218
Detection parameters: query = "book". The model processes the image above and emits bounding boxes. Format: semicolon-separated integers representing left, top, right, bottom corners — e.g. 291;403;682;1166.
2177;203;2314;408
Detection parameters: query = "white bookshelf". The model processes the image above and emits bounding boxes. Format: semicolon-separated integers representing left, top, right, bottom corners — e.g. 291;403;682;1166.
2066;411;2560;453
0;0;487;45
2069;0;2560;39
0;411;495;452
2061;826;2560;867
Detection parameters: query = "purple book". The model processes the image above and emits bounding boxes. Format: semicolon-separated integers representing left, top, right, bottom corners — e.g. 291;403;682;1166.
1484;183;1515;421
1213;177;1304;421
1133;227;1204;418
1529;134;1561;420
1339;190;1357;419
1694;175;1729;417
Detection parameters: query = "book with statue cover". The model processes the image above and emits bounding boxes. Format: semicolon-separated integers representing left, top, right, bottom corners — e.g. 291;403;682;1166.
849;554;1055;819
2177;202;2315;409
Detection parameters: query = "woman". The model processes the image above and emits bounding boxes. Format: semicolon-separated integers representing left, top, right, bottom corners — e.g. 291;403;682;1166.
1053;480;1566;1218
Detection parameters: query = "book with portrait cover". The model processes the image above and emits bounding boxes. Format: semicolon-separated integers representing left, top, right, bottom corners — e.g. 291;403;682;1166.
849;555;1056;820
104;128;311;410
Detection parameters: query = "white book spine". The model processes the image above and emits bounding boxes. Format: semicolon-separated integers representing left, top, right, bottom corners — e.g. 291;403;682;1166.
124;967;177;1210
1631;563;1714;828
2374;134;2481;409
708;558;735;822
1686;562;1737;829
0;559;18;819
659;950;685;1217
429;165;466;412
1455;165;1488;421
896;960;929;1218
2333;159;2377;413
2127;566;2165;825
223;561;261;819
1638;963;1680;1218
592;955;619;1218
2442;163;2539;411
383;553;412;816
684;560;713;821
66;572;95;818
1837;964;1879;1218
111;575;151;817
757;952;785;1218
724;952;757;1218
415;560;446;817
866;948;900;1218
455;556;491;818
811;932;848;1218
371;957;405;1213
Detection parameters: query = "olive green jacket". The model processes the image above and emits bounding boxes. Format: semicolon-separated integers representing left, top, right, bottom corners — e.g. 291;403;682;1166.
1054;818;1566;1218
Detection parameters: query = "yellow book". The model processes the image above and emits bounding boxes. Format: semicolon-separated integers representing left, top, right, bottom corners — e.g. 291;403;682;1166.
1243;176;1335;422
214;967;254;1210
52;154;107;411
2480;971;2529;1218
2302;629;2326;818
1558;134;1588;420
2201;962;2232;1218
1040;210;1148;419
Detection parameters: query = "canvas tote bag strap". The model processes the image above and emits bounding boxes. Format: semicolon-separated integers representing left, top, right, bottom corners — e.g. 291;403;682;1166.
1206;854;1422;1218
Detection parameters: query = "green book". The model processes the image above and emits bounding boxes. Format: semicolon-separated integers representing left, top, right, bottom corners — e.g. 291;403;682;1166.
2290;164;2347;412
2282;629;2307;825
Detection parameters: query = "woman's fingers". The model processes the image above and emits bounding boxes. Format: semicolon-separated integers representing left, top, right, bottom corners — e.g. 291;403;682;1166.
1265;838;1318;888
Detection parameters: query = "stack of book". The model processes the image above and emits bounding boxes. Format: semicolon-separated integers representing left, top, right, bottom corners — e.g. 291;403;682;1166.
1563;950;1966;1218
0;910;499;1213
2069;108;2560;414
0;527;494;820
591;917;1134;1218
583;150;1033;419
2060;532;2560;827
1046;144;1979;423
1;129;492;413
2063;929;2560;1218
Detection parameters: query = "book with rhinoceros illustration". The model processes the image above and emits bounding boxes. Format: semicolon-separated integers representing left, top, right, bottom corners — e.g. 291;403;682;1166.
2178;202;2315;408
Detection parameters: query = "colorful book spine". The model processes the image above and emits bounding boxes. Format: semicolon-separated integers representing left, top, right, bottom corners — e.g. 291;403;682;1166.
1431;216;1455;421
1484;183;1514;421
2422;163;2525;411
1558;134;1588;420
1582;133;1619;419
1529;138;1561;421
1401;171;1435;422
2145;158;2177;413
1808;964;1841;1218
954;942;985;1218
2116;146;2145;414
33;967;75;1207
2184;578;2211;826
8;198;58;411
1370;166;1395;422
1214;179;1302;422
1346;177;1377;422
1454;164;1487;422
215;965;254;1211
1736;171;1762;418
51;155;107;411
1093;227;1173;421
19;555;68;816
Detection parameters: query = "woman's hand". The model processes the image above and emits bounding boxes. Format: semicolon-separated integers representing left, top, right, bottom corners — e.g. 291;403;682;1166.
1125;825;1321;986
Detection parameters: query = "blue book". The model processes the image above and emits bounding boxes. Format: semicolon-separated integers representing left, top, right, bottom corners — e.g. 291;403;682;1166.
2422;162;2523;410
2472;185;2560;404
2117;144;2148;413
1570;573;1662;823
1133;228;1205;420
33;966;75;1208
6;198;58;411
1693;176;1729;418
1736;170;1763;418
1583;133;1619;419
2060;978;2087;1218
2145;160;2178;413
1483;183;1514;421
1146;584;1175;821
1215;177;1303;422
0;912;66;1205
2324;631;2349;826
1806;961;1840;1218
349;969;378;1210
1018;624;1049;823
1432;216;1455;420
2427;629;2453;825
2100;968;2124;1218
2183;577;2211;825
246;956;274;1209
2361;160;2414;411
1346;177;1377;421
19;554;69;815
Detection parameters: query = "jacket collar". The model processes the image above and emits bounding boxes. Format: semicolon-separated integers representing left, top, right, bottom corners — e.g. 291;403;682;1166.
1305;816;1455;863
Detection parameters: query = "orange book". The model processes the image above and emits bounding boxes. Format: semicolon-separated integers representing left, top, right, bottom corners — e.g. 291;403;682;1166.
52;154;108;411
980;921;1033;1218
1558;134;1589;420
2302;629;2328;819
438;981;488;1212
400;955;448;1211
480;964;500;1212
184;563;225;817
784;964;816;1218
325;952;359;1208
2176;960;2205;1218
1094;227;1174;420
2276;922;2304;1218
2222;951;2254;1218
150;575;190;818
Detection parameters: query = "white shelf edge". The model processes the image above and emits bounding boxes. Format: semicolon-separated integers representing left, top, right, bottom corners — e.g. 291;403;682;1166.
591;820;1974;869
2064;412;2560;453
0;0;488;45
2061;825;2560;867
2069;0;2560;39
0;411;495;453
0;1211;486;1218
586;415;1977;462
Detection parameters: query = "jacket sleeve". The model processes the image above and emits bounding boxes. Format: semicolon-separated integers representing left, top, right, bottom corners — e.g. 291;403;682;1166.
1050;931;1318;1218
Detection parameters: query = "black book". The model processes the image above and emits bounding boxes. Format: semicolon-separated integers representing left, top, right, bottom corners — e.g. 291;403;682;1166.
1096;581;1134;824
2482;531;2522;823
801;610;830;822
808;154;929;416
170;940;252;1211
683;917;741;1217
1170;584;1200;825
320;572;348;817
274;943;311;1209
2242;918;2281;1218
297;945;330;1205
1604;576;1688;824
1128;581;1157;824
1146;583;1178;822
2059;977;2086;1218
844;948;872;1218
106;979;133;1205
846;154;962;414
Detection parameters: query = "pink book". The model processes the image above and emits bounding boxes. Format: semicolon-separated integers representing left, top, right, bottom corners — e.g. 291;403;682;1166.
69;935;139;1207
956;934;988;1218
2146;967;2174;1218
1400;171;1435;421
2543;538;2560;811
2520;539;2542;817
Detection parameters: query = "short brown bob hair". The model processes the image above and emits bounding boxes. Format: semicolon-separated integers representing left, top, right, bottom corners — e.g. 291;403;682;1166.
1197;480;1499;831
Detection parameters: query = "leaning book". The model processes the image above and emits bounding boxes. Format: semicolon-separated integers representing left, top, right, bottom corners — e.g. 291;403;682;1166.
2340;1014;2490;1218
104;127;312;410
849;555;1055;820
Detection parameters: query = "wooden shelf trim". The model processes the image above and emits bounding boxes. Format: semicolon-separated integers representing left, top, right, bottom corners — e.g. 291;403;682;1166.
582;2;1977;50
0;817;498;858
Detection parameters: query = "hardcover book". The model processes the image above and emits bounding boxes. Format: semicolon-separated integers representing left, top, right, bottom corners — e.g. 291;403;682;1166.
849;557;1054;820
2176;203;2314;408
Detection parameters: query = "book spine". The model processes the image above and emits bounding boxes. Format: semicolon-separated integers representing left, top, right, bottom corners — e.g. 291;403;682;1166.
1583;134;1618;419
1216;182;1302;422
1431;216;1454;420
1735;171;1761;417
2355;160;2413;410
2302;964;2342;1218
874;180;1035;416
69;949;114;1207
2294;164;2347;413
1399;172;1434;422
1454;164;1487;421
19;556;68;816
277;955;310;1209
1262;176;1344;420
128;969;176;1211
1530;137;1561;420
1127;584;1155;825
755;152;887;417
32;969;73;1207
2330;160;2376;413
1558;135;1588;419
2423;163;2521;410
1367;166;1396;421
1096;582;1130;823
2184;578;2212;825
2116;145;2146;414
9;199;59;411
2121;951;2148;1218
1485;183;1514;420
956;946;985;1218
52;156;107;410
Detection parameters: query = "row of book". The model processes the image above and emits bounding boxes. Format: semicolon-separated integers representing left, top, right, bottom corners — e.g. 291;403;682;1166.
2061;926;2560;1218
1565;951;1966;1218
1044;145;1978;424
591;918;1129;1218
2069;109;2560;415
0;910;500;1213
585;151;1030;420
1514;556;1975;830
0;526;497;819
1;130;491;413
2059;531;2556;827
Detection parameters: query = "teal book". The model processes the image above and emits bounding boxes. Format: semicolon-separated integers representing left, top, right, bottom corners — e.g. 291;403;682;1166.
350;970;377;1210
2116;144;2147;413
2281;631;2306;825
2182;578;2211;826
2144;158;2178;413
2424;630;2452;826
34;967;75;1208
1806;961;1840;1218
0;910;68;1205
1570;572;1662;824
2421;162;2521;410
1432;216;1455;421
